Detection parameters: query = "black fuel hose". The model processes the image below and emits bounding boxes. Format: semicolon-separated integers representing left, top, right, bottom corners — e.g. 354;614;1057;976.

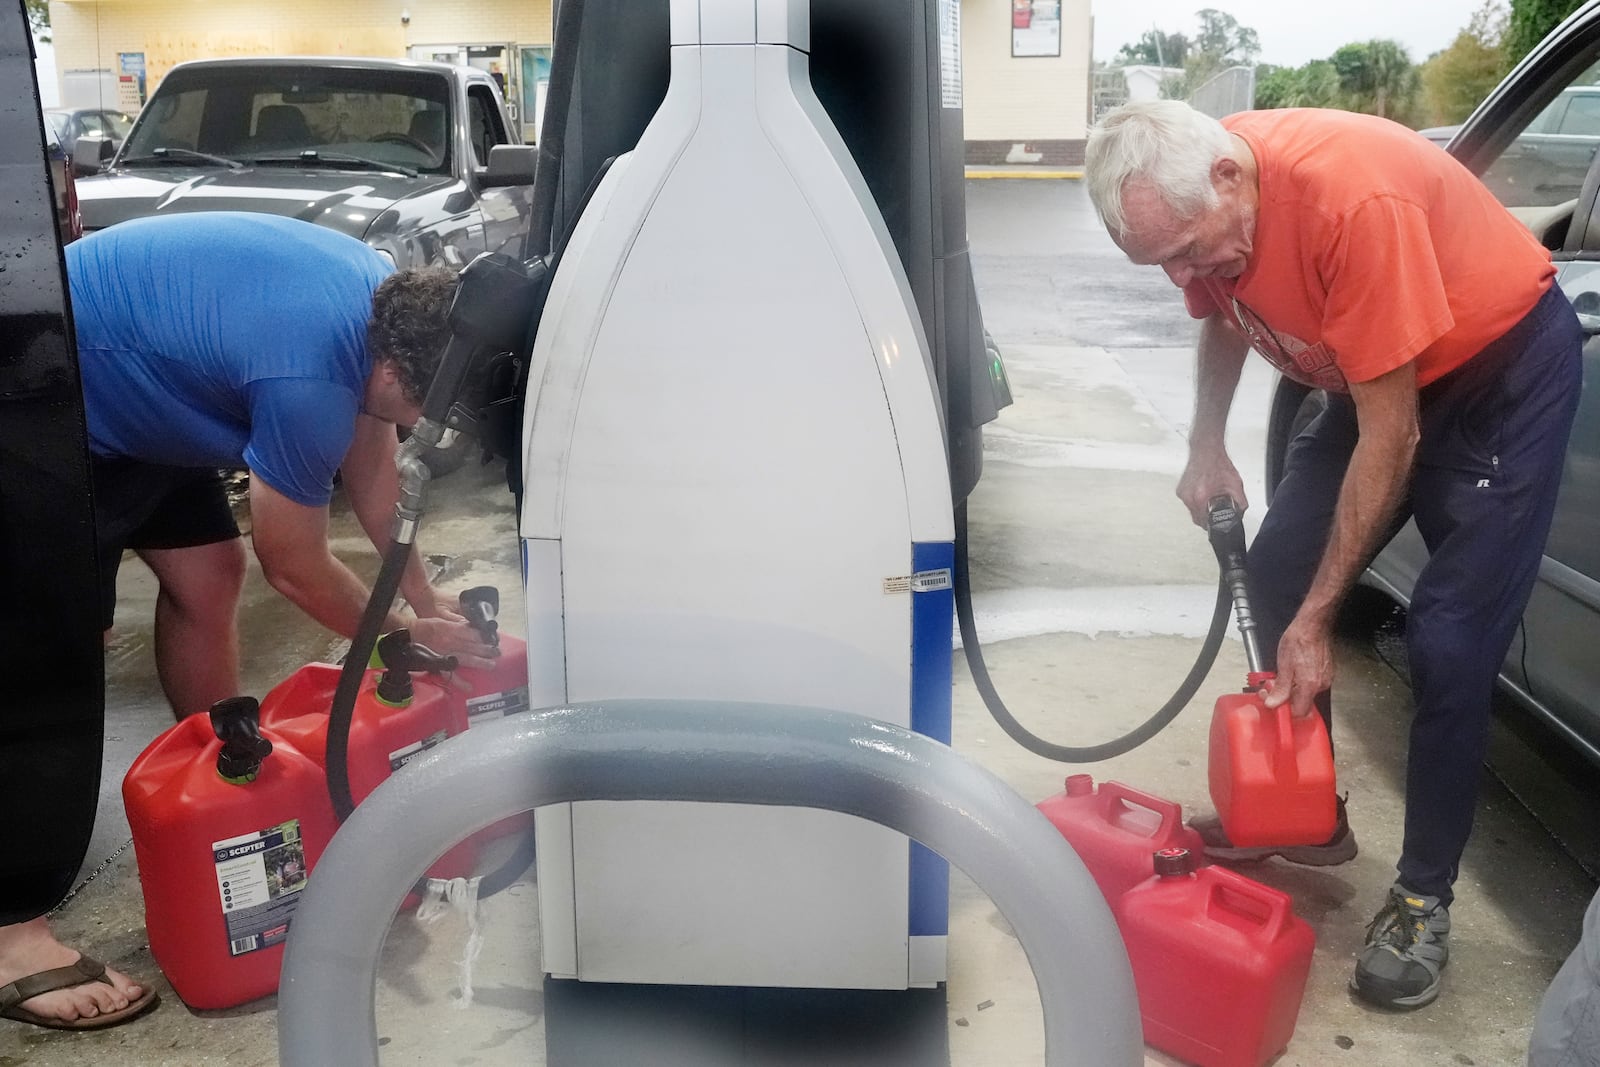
955;499;1233;763
325;540;414;822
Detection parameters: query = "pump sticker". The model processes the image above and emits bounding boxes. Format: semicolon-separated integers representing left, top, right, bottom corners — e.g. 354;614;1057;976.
884;569;954;595
466;685;531;724
212;819;310;956
388;728;449;774
939;0;962;109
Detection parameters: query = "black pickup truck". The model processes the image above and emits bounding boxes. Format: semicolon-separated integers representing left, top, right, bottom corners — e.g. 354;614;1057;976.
74;56;537;268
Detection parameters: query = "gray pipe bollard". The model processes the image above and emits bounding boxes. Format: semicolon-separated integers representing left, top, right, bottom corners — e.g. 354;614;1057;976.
277;701;1143;1066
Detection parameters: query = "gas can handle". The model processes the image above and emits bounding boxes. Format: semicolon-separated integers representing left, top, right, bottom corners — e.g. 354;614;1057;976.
1208;868;1291;941
1096;780;1184;839
1274;703;1300;785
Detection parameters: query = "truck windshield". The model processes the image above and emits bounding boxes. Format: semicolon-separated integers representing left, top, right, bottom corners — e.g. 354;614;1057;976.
121;65;453;176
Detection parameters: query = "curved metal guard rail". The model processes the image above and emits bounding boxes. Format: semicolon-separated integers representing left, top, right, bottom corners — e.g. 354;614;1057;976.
277;701;1143;1066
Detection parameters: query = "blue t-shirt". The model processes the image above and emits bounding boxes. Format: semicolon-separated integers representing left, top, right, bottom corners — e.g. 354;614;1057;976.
69;212;394;507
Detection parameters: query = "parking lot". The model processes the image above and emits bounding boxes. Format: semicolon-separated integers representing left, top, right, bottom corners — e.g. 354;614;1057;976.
2;175;1597;1066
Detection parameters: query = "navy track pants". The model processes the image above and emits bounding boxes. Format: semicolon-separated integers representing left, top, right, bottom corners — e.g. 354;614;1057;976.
1245;284;1583;906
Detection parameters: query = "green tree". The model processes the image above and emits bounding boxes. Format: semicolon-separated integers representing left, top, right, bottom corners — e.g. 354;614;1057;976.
1193;8;1261;64
1116;29;1189;67
1504;0;1584;67
1160;9;1262;99
25;0;48;42
1419;1;1508;124
1331;39;1420;119
1254;61;1341;109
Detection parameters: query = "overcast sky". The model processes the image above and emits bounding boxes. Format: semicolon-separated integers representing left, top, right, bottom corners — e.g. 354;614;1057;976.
1093;1;1494;69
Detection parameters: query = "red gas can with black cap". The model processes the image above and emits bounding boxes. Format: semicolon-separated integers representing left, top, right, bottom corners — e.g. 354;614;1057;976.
1114;847;1315;1067
258;629;474;899
123;696;338;1009
435;586;533;854
448;586;530;727
259;629;467;801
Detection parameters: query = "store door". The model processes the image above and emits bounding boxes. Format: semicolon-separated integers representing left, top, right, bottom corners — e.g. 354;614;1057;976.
518;46;551;144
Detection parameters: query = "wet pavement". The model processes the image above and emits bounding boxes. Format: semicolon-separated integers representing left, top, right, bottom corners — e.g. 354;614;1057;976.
2;177;1596;1065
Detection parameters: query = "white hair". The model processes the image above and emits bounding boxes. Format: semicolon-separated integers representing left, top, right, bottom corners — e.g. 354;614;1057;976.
1084;100;1235;239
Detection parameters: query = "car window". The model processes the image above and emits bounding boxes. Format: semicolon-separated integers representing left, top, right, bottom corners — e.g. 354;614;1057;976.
121;66;453;174
1478;59;1600;209
1561;92;1600;135
79;113;110;137
104;112;134;140
466;85;506;167
43;112;69;142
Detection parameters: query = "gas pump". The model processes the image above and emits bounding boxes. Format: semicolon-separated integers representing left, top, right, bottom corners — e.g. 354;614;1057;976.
515;0;1006;989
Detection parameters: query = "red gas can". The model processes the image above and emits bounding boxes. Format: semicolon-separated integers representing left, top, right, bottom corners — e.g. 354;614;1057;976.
1115;847;1315;1067
1035;775;1206;903
258;639;467;803
258;632;474;892
1209;673;1336;847
448;586;530;728
123;697;338;1009
437;587;533;854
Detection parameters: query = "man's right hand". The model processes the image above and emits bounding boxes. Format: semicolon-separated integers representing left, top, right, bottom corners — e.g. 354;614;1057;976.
410;616;501;671
1176;449;1249;527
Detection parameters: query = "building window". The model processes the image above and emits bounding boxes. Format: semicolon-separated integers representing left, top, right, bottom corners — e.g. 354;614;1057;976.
1011;0;1061;58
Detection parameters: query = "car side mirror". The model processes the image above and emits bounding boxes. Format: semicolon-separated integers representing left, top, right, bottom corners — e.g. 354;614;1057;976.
479;144;536;187
71;134;115;177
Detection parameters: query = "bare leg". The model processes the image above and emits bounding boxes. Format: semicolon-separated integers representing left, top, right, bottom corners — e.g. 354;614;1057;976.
0;917;143;1024
136;539;247;719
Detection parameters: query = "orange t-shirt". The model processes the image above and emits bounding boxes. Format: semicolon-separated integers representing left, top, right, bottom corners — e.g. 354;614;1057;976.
1184;108;1554;390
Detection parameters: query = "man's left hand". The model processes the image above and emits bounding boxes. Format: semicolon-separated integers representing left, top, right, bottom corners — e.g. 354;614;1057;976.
410;615;500;671
1261;615;1334;718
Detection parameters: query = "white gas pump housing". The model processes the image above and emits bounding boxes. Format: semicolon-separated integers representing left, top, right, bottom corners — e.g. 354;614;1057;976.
520;0;955;988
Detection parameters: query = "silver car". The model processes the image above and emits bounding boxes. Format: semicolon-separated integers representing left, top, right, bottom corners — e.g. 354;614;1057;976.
1265;0;1600;765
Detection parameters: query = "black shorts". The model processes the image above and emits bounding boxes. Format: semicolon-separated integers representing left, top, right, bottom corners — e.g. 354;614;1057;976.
92;457;242;630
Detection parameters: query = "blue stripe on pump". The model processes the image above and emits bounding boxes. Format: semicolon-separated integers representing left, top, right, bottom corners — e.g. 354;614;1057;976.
909;540;954;937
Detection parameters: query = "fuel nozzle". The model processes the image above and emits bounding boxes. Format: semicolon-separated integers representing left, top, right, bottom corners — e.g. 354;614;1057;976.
211;696;273;784
1205;495;1266;680
459;586;501;648
374;628;459;706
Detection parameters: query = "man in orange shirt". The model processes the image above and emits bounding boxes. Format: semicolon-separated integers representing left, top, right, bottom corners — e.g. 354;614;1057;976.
1084;100;1583;1010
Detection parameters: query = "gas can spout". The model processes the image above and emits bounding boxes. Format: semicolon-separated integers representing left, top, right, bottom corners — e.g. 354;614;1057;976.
373;628;458;706
210;696;273;782
459;586;501;647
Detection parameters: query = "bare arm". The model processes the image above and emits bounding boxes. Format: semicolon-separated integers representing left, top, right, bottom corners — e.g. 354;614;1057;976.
1264;361;1419;716
249;470;400;638
340;413;445;617
1176;313;1253;524
249;470;500;667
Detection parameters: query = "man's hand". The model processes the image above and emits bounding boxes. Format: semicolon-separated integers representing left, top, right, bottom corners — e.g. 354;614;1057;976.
406;584;461;620
410;615;501;671
1261;614;1333;718
1177;450;1249;527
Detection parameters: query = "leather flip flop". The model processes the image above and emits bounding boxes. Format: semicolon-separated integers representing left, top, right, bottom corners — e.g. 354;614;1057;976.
0;955;160;1031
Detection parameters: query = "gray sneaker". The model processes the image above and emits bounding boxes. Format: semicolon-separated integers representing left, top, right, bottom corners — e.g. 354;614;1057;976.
1350;885;1451;1010
1187;795;1358;866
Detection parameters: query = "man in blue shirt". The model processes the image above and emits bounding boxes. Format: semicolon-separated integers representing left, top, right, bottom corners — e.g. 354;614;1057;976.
71;212;497;716
0;212;500;1032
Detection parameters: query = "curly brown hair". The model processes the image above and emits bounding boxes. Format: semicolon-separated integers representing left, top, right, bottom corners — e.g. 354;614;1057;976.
367;266;458;406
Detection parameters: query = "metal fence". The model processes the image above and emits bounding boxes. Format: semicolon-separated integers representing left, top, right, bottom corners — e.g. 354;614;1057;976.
1189;64;1257;118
